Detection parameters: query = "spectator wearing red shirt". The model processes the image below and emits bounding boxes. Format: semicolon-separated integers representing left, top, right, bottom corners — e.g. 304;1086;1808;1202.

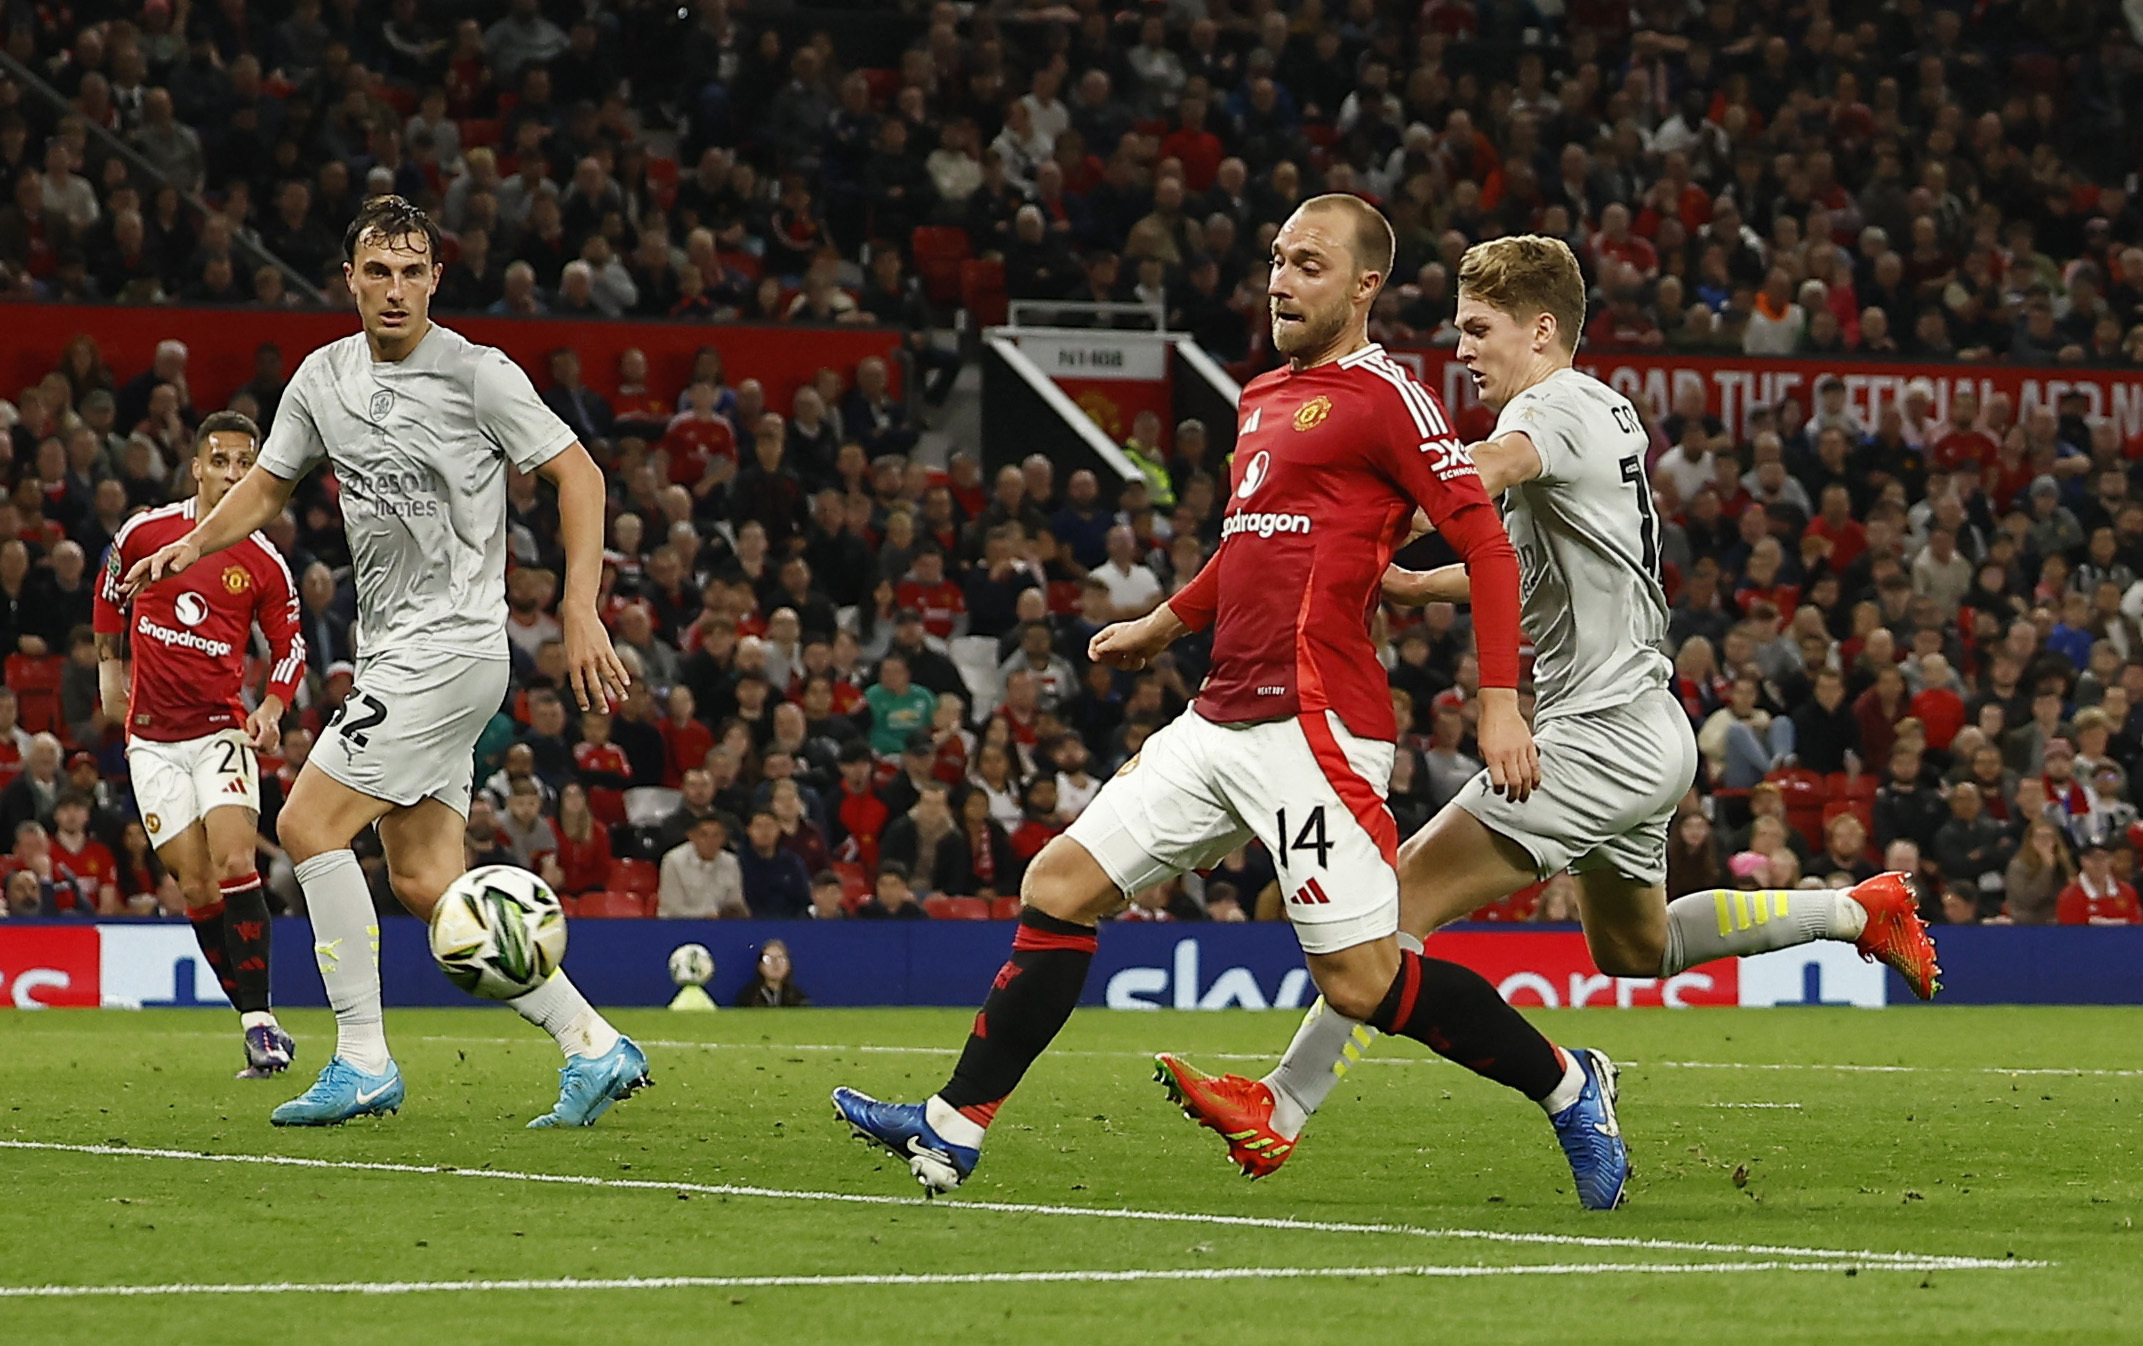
1928;390;1998;476
894;546;966;640
1158;93;1224;192
661;382;739;500
1008;775;1064;872
661;686;715;786
48;790;117;914
1804;483;1867;573
1909;653;1966;752
829;742;891;871
1590;203;1658;279
573;711;634;788
2056;841;2142;924
544;782;612;897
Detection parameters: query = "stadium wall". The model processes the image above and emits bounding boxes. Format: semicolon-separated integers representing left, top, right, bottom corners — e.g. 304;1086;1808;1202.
1384;347;2143;444
2;920;2138;1011
0;304;903;417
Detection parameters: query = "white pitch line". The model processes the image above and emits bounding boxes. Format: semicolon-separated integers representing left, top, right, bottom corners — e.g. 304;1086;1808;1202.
0;1139;2035;1271
0;1259;2027;1300
1706;1102;1803;1110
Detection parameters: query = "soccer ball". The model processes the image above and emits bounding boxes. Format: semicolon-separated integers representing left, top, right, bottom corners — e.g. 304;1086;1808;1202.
668;943;715;987
429;865;568;1000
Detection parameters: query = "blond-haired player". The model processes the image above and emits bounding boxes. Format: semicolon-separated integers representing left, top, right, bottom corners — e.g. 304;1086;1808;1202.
1158;235;1939;1202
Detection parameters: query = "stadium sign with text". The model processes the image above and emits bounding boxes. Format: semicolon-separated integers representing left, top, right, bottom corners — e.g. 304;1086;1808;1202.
6;922;2139;1009
1386;348;2143;444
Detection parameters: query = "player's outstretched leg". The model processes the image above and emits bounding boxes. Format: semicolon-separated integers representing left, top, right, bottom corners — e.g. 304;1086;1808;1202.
1661;872;1940;999
271;848;402;1126
516;971;650;1128
1352;949;1626;1210
835;839;1112;1193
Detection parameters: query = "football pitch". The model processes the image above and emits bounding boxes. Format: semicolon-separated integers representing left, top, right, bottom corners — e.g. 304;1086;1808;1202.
2;1006;2136;1344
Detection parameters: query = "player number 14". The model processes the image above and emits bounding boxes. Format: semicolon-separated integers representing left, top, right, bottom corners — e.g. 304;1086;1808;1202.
1275;805;1333;870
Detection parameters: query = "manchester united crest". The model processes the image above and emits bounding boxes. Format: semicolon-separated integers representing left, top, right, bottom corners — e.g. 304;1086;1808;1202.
145;812;162;835
223;565;250;594
1293;396;1332;431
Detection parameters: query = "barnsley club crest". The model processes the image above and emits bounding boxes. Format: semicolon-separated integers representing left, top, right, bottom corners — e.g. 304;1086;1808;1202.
369;388;395;423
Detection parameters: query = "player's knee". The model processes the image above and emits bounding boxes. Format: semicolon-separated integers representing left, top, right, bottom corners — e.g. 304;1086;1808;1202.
215;848;258;884
278;812;333;865
181;876;220;911
1019;838;1119;923
387;864;453;918
1318;975;1388;1025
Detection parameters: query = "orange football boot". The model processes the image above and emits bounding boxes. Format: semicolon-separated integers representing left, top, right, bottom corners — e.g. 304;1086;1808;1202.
1848;871;1942;1000
1153;1054;1295;1178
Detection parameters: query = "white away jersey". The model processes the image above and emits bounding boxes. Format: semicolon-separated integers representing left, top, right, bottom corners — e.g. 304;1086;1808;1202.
259;323;575;660
1492;367;1673;720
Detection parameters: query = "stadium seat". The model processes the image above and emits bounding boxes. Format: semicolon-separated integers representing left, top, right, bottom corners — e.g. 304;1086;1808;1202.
580;891;654;919
960;258;1007;328
989;897;1021;920
924;895;992;920
1766;767;1828;849
4;654;64;736
1827;771;1877;805
910;227;971;308
1822;798;1874;835
587;786;627;827
607;858;659;896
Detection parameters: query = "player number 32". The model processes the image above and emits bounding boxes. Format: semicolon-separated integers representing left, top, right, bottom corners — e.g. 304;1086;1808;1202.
326;689;389;750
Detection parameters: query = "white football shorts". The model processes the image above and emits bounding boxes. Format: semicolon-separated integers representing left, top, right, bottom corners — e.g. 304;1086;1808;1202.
129;727;259;846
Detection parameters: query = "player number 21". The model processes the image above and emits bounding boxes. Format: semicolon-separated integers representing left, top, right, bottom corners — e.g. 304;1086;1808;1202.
1275;805;1333;869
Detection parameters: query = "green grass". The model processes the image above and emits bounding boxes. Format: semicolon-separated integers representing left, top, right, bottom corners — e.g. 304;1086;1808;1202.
1;1006;2138;1344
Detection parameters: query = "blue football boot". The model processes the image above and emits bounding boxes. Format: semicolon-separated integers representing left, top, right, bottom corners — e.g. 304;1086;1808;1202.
526;1037;651;1128
1546;1048;1630;1210
831;1087;978;1194
269;1056;403;1126
236;1022;297;1079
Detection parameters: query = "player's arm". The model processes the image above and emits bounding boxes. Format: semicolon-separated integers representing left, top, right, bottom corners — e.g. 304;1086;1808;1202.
1384;415;1538;800
537;443;633;711
1089;540;1222;671
249;551;308;753
91;542;130;725
123;466;300;595
1385;433;1544;604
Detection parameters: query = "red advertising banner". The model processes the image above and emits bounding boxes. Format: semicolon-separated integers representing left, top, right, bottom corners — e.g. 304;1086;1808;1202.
0;304;901;421
0;925;99;1008
1385;346;2143;445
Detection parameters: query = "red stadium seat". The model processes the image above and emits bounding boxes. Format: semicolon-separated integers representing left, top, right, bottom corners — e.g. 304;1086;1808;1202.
607;857;659;896
1766;767;1828;850
923;895;993;920
1045;580;1083;615
989;897;1021;920
910;227;971;308
4;654;64;737
580;891;654;919
557;894;583;918
960;258;1006;328
831;860;869;903
587;786;627;827
1826;771;1877;804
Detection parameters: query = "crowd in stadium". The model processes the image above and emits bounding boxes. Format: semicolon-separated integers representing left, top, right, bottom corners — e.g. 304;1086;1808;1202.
3;0;2143;929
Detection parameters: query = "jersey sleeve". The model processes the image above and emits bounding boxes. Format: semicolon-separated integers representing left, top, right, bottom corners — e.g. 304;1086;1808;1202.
1370;382;1524;691
1165;542;1223;631
92;534;129;638
473;348;578;473
253;540;307;704
258;364;327;480
1496;387;1580;483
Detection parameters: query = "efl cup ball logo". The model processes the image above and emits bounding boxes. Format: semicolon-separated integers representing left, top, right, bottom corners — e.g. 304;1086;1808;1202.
1236;450;1271;500
173;591;209;626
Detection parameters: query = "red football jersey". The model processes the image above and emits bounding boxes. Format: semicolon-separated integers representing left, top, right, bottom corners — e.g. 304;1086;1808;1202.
661;412;738;486
93;498;306;743
51;833;117;911
1167;344;1521;743
896;578;966;639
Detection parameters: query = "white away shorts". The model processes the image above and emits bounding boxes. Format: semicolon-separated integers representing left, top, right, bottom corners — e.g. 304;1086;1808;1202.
1452;688;1698;887
129;728;259;846
311;647;510;818
1064;707;1398;954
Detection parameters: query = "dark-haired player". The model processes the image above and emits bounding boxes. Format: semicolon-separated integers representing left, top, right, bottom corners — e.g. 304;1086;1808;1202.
95;411;303;1077
835;195;1631;1204
127;196;647;1128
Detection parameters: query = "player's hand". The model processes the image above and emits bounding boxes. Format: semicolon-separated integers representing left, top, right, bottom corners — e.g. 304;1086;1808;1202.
124;537;201;597
562;605;632;712
1089;614;1171;671
1475;691;1540;803
247;695;285;753
1405;507;1434;543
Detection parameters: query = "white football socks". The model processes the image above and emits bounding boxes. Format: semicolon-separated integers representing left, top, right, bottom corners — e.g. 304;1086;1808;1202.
1660;887;1867;976
1259;933;1423;1139
295;850;390;1075
1539;1047;1587;1114
925;1095;987;1150
509;970;622;1060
